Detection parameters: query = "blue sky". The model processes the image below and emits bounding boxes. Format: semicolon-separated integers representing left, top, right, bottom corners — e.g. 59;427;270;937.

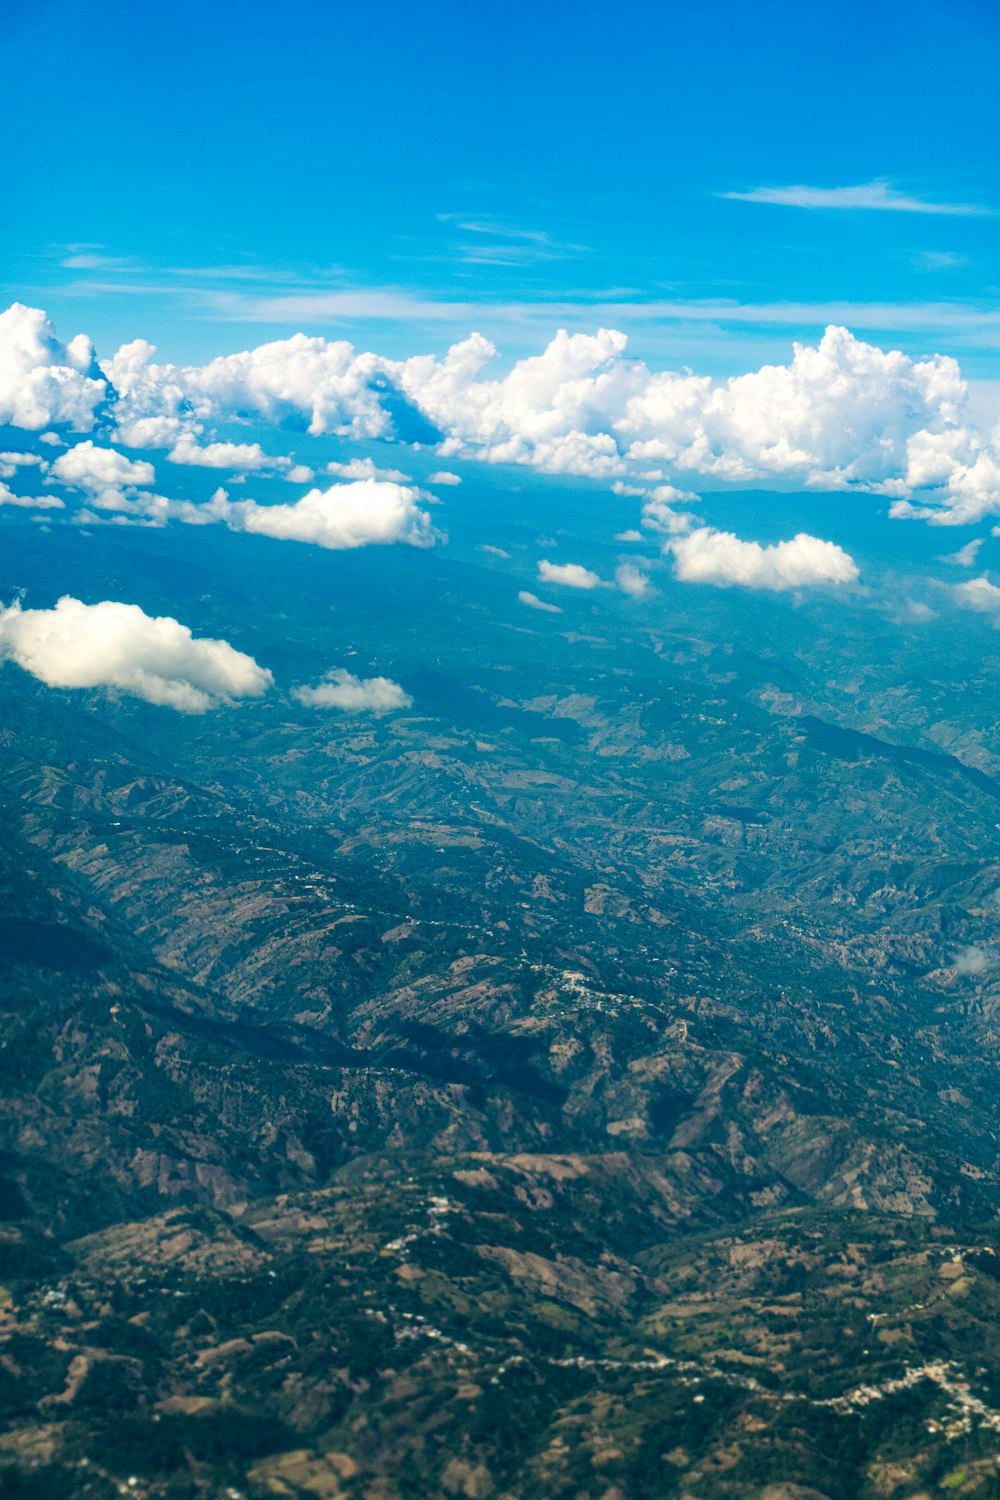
3;0;999;377
4;1;1000;706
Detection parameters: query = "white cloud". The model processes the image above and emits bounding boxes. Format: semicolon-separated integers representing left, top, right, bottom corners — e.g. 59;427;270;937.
938;538;983;567
101;337;194;451
394;322;997;513
0;596;272;712
641;485;699;535
285;464;314;483
427;470;462;485
167;436;279;471
404;327;636;477
114;415;191;450
888;434;1000;525
621;327;972;493
954;944;992;976
954;575;1000;615
292;668;411;712
326;456;411;482
52;440;155;493
896;599;937;623
537;558;604;589
70;507;169;531
479;543;511;558
158;282;1000;341
647;483;698;505
439;214;586;267
669;528;859;591
60;251;130;270
0;482;63;511
141;332;394;438
720;181;992;216
49;440;159;515
0;304;108;431
215;479;435;550
615;562;654;598
9;305;1000;530
518;590;562;613
0;452;46;479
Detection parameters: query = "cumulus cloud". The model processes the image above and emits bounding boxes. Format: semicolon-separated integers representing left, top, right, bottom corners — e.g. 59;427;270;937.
167;436;279;471
408;328;635;476
537;558;604;589
518;590;562;613
50;441;162;515
99;322;636;476
213;479;435;550
0;304;108;431
615;562;654;598
409;326;1000;523
326;457;411;482
641;484;700;535
0;596;272;712
669;528;859;591
52;440;155;493
105;331;395;440
427;470;462;485
101;338;194;451
8;304;1000;529
0;481;63;511
624;328;972;493
891;438;1000;525
292;668;412;711
0;451;46;479
393;322;986;506
954;576;1000;615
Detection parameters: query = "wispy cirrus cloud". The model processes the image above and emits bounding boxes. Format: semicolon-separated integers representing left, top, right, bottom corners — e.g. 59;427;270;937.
48;239;1000;347
59;253;135;271
56;243;139;273
910;250;971;272
720;180;993;217
437;214;588;266
72;279;1000;345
